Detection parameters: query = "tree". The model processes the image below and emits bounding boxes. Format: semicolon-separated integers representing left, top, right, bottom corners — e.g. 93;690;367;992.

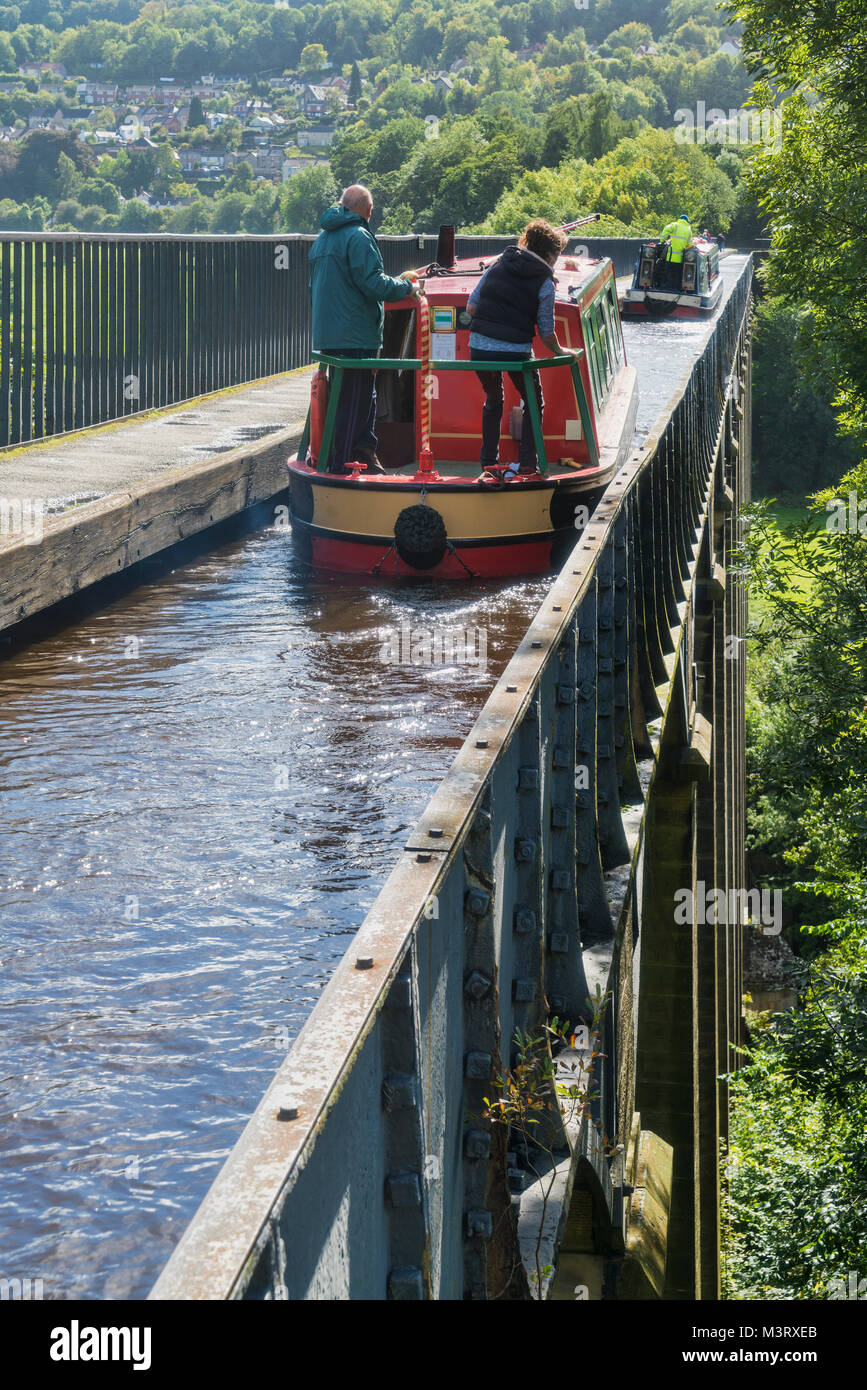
188;94;204;130
241;184;278;233
0;128;93;201
278;163;336;233
299;42;328;75
348;61;361;103
731;0;867;442
227;159;254;193
751;299;858;496
210;191;248;234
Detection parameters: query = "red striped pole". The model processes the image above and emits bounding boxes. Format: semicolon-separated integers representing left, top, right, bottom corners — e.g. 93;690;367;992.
417;292;434;474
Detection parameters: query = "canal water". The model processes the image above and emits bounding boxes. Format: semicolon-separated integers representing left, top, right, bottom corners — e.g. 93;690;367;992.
0;257;748;1300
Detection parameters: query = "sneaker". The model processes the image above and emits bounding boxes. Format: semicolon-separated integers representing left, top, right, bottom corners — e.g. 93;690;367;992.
355;448;386;474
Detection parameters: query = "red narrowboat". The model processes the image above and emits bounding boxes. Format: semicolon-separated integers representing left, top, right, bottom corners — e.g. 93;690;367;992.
287;232;638;579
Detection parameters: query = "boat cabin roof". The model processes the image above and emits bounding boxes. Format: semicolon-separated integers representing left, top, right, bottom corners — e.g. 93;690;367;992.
419;252;613;311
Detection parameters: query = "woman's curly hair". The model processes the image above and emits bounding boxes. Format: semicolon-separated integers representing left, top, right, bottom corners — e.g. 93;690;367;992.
519;219;567;261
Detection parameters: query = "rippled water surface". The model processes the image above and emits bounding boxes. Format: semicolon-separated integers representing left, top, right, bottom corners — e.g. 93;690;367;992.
0;257;748;1299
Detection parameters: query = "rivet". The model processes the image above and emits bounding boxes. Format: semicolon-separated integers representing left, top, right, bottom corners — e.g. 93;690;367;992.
531;640;542;648
552;604;562;612
514;907;536;934
416;852;431;862
475;738;488;749
388;1267;423;1300
466;888;491;917
465;1051;492;1080
465;970;491;1000
506;684;517;693
428;827;444;838
466;1210;493;1239
465;1130;492;1160
356;956;374;970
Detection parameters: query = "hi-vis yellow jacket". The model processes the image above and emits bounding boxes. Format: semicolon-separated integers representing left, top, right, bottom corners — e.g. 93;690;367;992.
661;218;693;263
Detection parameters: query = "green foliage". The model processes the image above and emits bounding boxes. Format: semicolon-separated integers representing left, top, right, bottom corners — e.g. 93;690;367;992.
482;126;737;234
729;451;867;1295
730;0;867;444
278;163;337;234
751;298;858;497
187;93;204;130
0;128;94;202
725;940;867;1298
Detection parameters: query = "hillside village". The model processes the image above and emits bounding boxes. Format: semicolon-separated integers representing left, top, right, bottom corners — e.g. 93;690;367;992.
0;2;751;237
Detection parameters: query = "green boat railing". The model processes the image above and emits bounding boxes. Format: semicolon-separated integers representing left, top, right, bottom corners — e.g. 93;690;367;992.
300;349;599;477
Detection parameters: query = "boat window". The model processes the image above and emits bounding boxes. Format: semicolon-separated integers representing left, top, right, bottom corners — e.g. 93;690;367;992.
603;282;623;364
583;307;603;409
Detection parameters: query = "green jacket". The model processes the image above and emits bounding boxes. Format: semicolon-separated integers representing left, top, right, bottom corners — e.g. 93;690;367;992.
661;217;693;263
309;206;411;351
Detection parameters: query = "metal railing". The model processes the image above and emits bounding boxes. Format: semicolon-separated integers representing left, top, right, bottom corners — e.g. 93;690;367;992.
0;233;643;450
308;349;599;476
150;255;752;1301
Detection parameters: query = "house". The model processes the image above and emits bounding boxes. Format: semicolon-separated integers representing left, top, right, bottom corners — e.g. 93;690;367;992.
718;37;743;58
91;129;118;144
83;82;120;106
298;84;329;118
178;147;227;175
118;117;151;142
206;111;231;131
28;108;68;132
282;155;314;178
246;145;285;178
247;114;276;133
635;43;660;57
164;106;191;134
19;61;67;80
297;126;334;148
124;84;155;103
433;75;453;94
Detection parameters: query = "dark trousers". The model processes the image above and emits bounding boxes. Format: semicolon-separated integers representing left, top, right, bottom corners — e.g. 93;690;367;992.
321;347;378;471
471;347;544;469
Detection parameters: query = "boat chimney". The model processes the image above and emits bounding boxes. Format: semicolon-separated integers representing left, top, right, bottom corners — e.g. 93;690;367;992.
435;225;455;269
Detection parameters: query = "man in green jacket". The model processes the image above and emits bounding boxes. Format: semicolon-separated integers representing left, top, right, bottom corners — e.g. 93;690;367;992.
660;212;693;289
310;184;419;473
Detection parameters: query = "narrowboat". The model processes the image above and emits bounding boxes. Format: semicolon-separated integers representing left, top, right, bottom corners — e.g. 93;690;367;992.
622;235;723;318
287;228;639;579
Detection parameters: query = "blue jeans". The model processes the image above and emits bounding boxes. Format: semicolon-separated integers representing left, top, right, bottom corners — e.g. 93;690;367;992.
321;347;378;471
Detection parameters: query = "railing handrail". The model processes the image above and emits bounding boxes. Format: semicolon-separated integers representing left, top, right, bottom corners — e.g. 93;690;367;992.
310;348;595;476
312;350;583;371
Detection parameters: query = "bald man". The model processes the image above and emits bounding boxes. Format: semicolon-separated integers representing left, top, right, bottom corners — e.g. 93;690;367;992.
309;184;420;474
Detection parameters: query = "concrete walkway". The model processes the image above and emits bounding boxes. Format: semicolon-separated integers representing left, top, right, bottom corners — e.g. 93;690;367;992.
0;368;314;515
0;368;314;634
